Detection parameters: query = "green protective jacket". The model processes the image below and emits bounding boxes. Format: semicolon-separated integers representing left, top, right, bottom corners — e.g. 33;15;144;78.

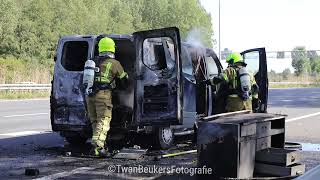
217;66;258;99
95;58;128;88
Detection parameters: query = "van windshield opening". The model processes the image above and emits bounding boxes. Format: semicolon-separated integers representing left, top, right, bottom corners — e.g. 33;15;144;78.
61;41;89;71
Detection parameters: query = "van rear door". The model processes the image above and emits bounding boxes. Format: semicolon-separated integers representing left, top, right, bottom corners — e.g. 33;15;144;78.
241;48;268;112
51;37;95;130
133;27;183;126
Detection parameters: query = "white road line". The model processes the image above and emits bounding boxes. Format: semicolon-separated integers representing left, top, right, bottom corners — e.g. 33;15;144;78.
286;112;320;122
0;130;47;137
86;171;159;180
3;113;48;118
35;166;97;180
0;98;49;102
35;163;159;180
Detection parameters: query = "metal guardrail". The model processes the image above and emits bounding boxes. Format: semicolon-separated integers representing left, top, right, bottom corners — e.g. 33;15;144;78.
0;84;51;90
0;82;317;91
269;82;316;85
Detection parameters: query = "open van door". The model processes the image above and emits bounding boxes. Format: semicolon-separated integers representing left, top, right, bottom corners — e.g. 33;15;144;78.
241;48;268;112
133;27;183;126
50;36;96;144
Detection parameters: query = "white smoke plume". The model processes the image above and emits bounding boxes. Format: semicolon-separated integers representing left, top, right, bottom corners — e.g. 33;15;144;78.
185;28;206;48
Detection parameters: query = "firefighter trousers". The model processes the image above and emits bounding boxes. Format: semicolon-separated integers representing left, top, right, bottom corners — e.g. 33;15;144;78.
226;95;252;112
86;90;112;148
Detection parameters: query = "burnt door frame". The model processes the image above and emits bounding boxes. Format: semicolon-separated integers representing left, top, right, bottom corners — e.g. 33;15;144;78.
51;37;95;131
133;27;183;126
241;47;268;113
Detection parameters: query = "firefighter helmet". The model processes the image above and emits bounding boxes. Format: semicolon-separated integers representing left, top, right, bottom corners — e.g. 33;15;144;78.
98;37;115;53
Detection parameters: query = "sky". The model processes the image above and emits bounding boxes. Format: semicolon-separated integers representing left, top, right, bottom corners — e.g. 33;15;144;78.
199;0;320;52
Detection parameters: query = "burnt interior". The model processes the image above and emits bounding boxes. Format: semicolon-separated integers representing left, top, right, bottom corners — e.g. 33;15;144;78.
106;38;135;128
143;84;169;113
61;41;88;71
152;44;167;70
137;37;178;124
58;37;136;130
185;47;208;117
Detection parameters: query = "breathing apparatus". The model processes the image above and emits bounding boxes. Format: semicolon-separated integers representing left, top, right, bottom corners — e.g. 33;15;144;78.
226;52;252;100
83;60;99;95
82;37;116;95
238;67;251;100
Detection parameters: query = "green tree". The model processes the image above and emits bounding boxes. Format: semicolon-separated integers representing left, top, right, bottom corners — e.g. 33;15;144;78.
109;0;134;34
165;0;213;46
0;0;215;84
123;0;148;31
1;0;214;63
268;70;277;81
291;46;310;76
281;68;291;80
0;0;19;55
311;57;320;74
308;51;320;74
141;0;213;46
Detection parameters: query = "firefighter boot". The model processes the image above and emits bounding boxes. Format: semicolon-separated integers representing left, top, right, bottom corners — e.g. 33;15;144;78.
89;145;108;158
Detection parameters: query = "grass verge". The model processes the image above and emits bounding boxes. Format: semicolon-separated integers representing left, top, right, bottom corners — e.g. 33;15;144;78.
0;91;50;99
269;83;320;89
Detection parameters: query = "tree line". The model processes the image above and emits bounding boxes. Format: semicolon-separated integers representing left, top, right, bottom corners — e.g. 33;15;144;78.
291;46;320;76
268;47;320;84
0;0;213;65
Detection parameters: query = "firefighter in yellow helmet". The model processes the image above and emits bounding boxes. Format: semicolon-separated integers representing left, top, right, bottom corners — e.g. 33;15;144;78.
86;37;128;157
209;52;259;112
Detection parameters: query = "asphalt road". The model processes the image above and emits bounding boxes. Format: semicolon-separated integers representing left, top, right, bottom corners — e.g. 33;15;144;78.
0;99;50;134
268;88;320;143
0;88;320;179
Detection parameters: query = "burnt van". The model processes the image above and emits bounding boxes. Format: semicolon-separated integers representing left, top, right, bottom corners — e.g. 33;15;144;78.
50;27;268;149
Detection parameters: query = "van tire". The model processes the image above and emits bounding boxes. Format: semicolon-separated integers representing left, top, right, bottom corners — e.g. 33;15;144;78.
153;127;174;150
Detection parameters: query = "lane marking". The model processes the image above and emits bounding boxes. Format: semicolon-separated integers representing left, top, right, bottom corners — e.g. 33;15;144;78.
3;113;48;118
0;98;49;102
35;166;97;180
87;171;159;180
281;99;293;102
287;111;320;122
0;130;47;137
35;162;159;180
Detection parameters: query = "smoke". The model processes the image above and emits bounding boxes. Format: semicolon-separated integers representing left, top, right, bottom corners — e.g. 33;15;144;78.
185;28;206;48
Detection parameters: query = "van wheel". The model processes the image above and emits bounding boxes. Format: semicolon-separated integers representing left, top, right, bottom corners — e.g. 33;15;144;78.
153;127;174;150
65;136;88;146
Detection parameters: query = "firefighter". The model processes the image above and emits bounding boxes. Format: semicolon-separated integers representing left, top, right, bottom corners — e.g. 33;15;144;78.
86;37;128;157
208;52;259;112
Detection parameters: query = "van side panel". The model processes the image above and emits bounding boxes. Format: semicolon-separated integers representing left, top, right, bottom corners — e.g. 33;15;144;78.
51;38;94;132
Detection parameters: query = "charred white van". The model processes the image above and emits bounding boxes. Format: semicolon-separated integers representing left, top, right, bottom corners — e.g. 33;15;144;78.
50;27;268;149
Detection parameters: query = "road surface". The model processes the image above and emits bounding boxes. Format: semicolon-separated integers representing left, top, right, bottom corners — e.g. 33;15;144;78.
0;88;320;179
268;88;320;143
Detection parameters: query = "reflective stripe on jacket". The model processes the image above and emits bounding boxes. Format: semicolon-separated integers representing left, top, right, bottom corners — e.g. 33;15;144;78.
219;66;258;99
96;58;128;86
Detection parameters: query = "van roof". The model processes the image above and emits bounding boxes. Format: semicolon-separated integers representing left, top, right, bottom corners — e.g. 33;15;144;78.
60;34;133;41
